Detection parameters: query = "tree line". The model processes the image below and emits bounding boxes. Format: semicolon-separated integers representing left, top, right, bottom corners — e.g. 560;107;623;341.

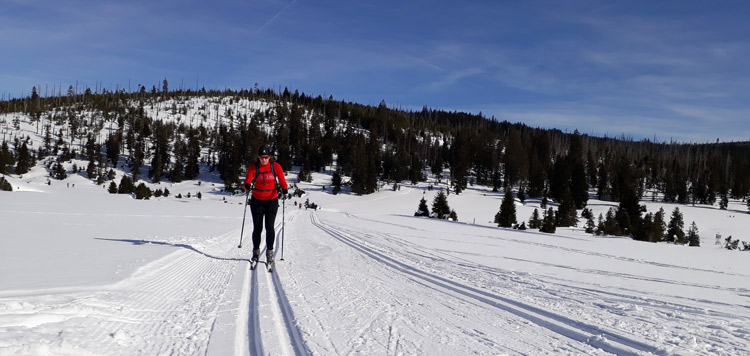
2;83;750;241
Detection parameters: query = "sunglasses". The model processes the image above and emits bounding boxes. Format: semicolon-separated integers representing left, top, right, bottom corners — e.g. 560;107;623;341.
259;155;270;159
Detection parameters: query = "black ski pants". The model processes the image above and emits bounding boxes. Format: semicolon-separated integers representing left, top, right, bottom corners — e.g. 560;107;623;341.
250;197;279;251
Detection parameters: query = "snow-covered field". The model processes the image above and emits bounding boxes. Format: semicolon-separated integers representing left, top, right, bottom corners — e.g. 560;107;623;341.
2;166;750;356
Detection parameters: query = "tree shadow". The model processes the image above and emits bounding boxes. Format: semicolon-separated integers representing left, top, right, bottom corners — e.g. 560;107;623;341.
95;238;249;263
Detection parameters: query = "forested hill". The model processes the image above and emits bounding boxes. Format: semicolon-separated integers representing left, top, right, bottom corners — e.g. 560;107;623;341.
2;84;749;240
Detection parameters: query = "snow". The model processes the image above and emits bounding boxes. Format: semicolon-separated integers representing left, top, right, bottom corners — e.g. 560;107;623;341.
2;104;750;355
2;168;750;355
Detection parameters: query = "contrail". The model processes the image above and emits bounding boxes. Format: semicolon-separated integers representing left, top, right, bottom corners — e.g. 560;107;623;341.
256;0;297;33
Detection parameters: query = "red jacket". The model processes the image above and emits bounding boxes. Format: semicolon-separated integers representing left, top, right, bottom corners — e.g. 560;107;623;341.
243;161;288;200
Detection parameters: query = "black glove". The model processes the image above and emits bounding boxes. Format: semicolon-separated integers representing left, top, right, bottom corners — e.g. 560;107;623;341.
243;182;251;191
281;188;288;195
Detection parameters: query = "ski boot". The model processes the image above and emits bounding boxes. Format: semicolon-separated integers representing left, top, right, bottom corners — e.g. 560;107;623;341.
250;249;260;269
266;249;275;272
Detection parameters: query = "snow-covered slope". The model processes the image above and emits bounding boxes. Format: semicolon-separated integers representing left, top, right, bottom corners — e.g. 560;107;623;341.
1;168;749;355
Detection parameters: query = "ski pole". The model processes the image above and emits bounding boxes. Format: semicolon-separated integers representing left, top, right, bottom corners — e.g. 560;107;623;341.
238;191;250;248
280;193;286;261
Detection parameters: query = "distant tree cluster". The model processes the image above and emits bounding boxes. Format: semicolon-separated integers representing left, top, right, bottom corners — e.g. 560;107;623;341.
415;190;456;221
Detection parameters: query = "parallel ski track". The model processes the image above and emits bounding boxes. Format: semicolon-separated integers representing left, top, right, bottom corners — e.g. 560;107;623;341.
310;211;662;356
242;204;309;356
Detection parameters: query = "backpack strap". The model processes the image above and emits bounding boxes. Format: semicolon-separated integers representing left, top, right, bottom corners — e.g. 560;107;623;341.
251;160;280;192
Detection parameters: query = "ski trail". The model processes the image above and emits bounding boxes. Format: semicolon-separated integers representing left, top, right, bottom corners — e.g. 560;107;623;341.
248;265;264;356
246;203;310;356
311;211;660;356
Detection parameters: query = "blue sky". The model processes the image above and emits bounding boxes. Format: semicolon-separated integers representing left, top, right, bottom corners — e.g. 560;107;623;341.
2;0;749;142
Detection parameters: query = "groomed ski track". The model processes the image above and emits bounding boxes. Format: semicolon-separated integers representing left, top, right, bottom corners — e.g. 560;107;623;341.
4;205;749;355
209;209;309;356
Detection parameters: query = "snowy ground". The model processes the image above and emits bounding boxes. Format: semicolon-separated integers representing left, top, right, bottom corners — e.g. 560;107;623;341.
2;169;750;355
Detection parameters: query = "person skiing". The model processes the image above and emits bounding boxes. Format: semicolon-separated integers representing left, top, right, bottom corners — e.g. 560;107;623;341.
242;146;288;267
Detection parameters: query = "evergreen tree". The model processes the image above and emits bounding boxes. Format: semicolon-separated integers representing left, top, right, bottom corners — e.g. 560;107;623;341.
131;140;145;181
118;175;135;194
135;183;152;199
719;190;729;210
331;171;342;195
650;208;666;242
431;190;452;219
517;185;526;203
595;213;605;235
603;208;622;236
667;207;685;244
86;160;97;179
16;142;33;174
540;208;557;233
687;221;700;246
415;196;430;217
556;189;578;227
52;162;67;180
105;133;121;167
528;208;542;229
584;209;596;234
0;141;15;174
568;131;589;209
108;181;118;194
184;129;201;180
495;190;517;228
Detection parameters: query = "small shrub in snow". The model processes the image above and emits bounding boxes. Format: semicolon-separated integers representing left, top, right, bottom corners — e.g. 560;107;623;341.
0;177;12;191
134;183;152;200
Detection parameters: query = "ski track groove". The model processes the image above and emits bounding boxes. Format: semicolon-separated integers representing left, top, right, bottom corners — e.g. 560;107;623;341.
311;211;662;356
247;203;310;356
331;212;750;354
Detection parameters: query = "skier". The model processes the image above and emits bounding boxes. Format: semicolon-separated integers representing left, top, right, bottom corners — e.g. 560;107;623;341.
242;146;288;268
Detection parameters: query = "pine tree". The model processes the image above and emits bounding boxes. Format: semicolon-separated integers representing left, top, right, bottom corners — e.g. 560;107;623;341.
667;207;685;244
540;207;557;233
687;221;700;246
52;162;67;180
86;160;97;179
135;183;152;200
495;190;517;228
184;130;201;180
556;189;578;227
595;213;605;235
415;196;430;217
0;141;15;174
16;142;33;174
108;181;118;194
118;175;135;194
331;171;342;195
603;208;622;236
528;208;542;229
584;210;596;234
431;190;451;219
105;133;121;168
650;208;666;242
